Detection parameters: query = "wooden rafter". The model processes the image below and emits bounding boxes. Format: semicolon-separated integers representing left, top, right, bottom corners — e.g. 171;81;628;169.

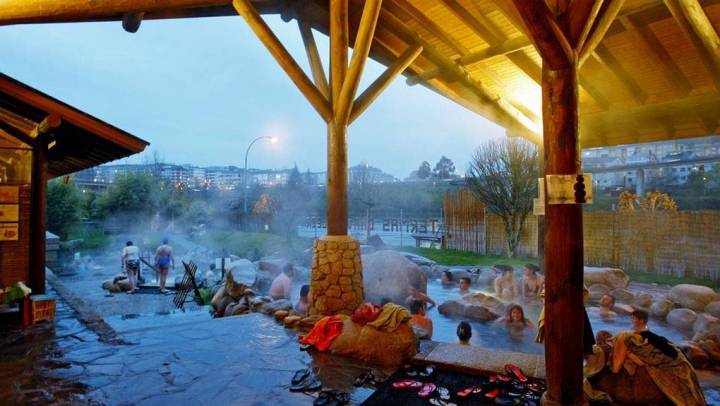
577;0;626;67
31;114;62;139
349;44;422;124
390;0;468;56
329;0;348;107
336;0;382;124
593;45;648;104
298;19;330;99
233;0;332;122
663;0;720;83
618;15;693;96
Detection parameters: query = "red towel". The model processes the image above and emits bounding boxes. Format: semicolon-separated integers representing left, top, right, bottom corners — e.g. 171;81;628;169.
300;316;344;351
351;303;382;326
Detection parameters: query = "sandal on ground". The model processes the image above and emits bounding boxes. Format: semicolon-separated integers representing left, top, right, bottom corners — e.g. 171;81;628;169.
290;376;321;392
429;398;457;406
485;388;502;399
456;387;476;398
292;368;311;385
392;380;422;390
437;387;450;401
418;383;437;398
314;391;333;406
332;391;350;405
504;364;528;382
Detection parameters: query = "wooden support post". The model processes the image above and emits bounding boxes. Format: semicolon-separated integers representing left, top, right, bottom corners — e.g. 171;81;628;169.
541;60;585;406
327;0;349;236
29;137;49;295
298;19;330;99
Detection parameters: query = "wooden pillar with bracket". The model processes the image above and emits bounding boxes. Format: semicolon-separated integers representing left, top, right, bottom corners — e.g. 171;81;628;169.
511;1;624;404
29;137;48;295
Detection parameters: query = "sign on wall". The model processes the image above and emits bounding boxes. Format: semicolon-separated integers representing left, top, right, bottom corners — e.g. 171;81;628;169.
0;223;18;241
0;204;19;222
0;185;19;203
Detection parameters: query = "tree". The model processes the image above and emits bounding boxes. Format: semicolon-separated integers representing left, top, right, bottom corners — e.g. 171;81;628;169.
417;161;432;179
95;172;162;219
433;156;456;179
349;164;379;239
47;179;82;239
466;138;539;257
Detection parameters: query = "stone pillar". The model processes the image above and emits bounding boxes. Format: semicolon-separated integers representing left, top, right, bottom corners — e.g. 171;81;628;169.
309;235;364;316
636;168;645;197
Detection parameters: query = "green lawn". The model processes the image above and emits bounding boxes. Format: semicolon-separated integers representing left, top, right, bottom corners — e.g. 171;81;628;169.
200;230;311;261
67;226;110;250
398;246;536;268
625;271;720;290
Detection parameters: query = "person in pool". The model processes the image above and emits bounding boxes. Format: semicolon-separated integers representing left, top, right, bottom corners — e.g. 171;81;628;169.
599;294;617;320
520;263;543;299
493;265;516;300
409;300;433;340
405;284;436;309
458;277;472;295
495;304;534;338
457;321;472;345
440;270;455;287
295;284;310;316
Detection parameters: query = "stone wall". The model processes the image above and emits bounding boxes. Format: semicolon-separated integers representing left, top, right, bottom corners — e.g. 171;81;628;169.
309;236;364;316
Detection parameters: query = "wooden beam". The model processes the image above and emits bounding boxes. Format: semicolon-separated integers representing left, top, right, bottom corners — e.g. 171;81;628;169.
619;15;693;96
298;19;330;99
663;0;720;80
122;11;145;33
329;0;348;106
233;0;332;122
0;118;36;147
335;0;383;124
349;44;423;124
30;114;62;139
511;0;571;69
440;0;500;44
0;105;38;136
578;0;626;67
566;0;604;50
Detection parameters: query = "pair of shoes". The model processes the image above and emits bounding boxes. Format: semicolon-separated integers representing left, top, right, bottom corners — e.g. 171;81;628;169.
353;371;378;387
504;364;528;382
290;375;321;392
429;398;457;406
393;381;436;397
457;386;482;398
313;390;349;406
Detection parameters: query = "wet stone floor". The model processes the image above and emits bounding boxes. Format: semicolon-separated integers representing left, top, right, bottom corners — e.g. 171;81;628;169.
0;286;380;405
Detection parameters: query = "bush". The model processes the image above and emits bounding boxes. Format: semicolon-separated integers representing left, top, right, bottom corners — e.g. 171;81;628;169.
47;179;82;239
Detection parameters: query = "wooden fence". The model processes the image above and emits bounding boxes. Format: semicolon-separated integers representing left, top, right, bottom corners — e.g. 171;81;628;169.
443;191;720;280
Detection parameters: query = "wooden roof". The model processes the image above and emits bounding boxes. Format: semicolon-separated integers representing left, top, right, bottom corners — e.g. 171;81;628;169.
0;73;149;178
1;0;718;148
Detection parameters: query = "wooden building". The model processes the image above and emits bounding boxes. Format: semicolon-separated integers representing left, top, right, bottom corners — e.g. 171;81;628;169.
0;1;718;404
0;73;148;295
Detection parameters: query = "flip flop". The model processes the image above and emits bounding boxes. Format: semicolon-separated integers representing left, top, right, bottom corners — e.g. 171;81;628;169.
485;388;501;399
504;364;528;382
290;377;321;392
292;368;311;385
333;391;350;405
393;380;422;390
472;387;483;395
456;387;476;398
526;383;544;393
418;383;437;398
495;373;511;383
437;387;450;400
314;390;333;406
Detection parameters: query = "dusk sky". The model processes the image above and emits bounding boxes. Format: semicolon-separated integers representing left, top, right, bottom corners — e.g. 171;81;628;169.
0;15;505;178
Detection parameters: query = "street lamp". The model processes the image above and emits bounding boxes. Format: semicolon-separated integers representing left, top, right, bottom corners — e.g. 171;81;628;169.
243;135;277;214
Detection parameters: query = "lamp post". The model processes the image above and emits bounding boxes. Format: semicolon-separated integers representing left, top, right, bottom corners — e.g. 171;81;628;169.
243;135;276;215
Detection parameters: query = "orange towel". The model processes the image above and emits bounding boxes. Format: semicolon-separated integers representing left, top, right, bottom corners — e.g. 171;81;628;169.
300;316;344;351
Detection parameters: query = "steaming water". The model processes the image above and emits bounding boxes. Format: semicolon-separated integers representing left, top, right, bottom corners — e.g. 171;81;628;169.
423;280;692;353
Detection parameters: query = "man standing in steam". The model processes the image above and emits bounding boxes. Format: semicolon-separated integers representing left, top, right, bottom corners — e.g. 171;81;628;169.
154;238;174;294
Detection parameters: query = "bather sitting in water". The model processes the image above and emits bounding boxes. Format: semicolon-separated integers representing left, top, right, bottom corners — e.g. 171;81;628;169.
440;270;455;287
520;263;543;299
294;284;310;316
405;285;436;309
493;265;517;300
409;300;433;340
599;294;617;320
495;304;534;338
457;321;472;345
458;277;472;295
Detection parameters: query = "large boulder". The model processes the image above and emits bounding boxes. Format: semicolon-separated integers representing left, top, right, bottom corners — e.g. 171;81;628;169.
256;259;286;276
650;299;673;319
588;284;610;303
329;317;417;366
610;288;635;304
667;308;698;331
437;300;464;317
226;259;256;285
259;299;293;315
633;293;653;309
613;303;635;315
584;267;630;289
693;313;720;335
668;284;720;311
473;268;497;286
362;250;426;305
449;269;473;283
463;304;500;321
438;299;501;322
705;301;720;318
399;252;436;267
